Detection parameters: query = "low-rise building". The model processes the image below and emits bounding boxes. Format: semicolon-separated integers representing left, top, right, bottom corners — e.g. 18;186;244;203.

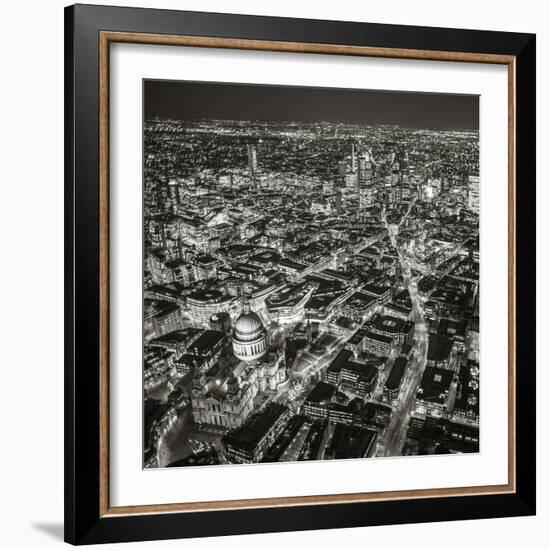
362;331;395;357
326;350;379;398
361;284;392;305
324;424;377;459
302;381;336;420
407;415;479;454
265;282;315;324
427;333;454;370
144;348;176;391
415;366;454;417
149;301;184;338
452;360;480;425
186;288;240;325
173;329;225;376
209;311;232;335
438;318;467;351
383;356;408;405
341;292;378;323
223;403;291;463
371;315;415;345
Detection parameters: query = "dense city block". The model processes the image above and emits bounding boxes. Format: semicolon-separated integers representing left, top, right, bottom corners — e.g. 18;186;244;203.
143;117;480;468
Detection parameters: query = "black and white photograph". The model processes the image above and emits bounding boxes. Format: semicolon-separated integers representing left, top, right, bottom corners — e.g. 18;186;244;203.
143;80;481;469
0;0;543;546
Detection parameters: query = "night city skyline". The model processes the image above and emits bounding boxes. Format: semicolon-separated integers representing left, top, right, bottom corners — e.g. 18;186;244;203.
144;80;479;131
143;80;480;469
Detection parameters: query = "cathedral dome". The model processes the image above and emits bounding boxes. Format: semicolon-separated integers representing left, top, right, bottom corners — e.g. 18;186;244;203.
234;311;264;341
232;304;268;362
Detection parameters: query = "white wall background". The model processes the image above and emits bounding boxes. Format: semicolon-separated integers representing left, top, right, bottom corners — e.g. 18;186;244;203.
0;0;546;547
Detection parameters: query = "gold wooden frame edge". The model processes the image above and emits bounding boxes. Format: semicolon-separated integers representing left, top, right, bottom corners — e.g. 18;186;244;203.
98;31;517;518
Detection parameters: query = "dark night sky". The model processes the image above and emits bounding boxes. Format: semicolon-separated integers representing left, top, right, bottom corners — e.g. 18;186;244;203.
144;80;479;131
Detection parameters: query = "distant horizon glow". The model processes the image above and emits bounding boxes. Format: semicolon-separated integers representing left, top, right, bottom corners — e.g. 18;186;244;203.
144;80;479;131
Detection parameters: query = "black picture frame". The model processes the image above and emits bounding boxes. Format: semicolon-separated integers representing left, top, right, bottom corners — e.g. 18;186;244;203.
65;3;536;545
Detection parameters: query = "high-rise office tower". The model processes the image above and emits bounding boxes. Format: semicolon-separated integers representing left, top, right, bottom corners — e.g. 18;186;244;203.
247;143;258;186
351;143;357;172
468;175;480;214
357;150;375;213
167;180;179;214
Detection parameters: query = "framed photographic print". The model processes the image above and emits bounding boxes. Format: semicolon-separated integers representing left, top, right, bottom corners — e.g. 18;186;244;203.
64;3;536;545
